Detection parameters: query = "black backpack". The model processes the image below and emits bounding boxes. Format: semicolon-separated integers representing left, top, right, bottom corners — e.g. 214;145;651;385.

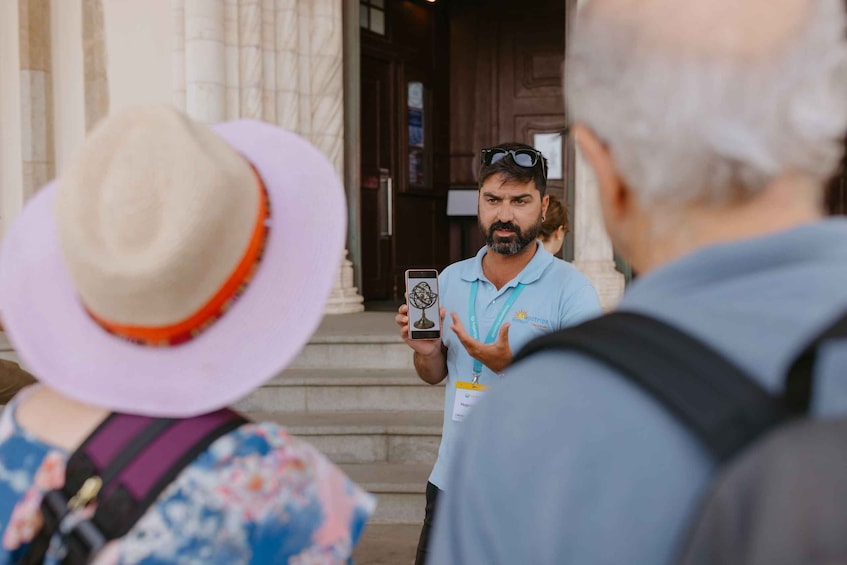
512;310;847;565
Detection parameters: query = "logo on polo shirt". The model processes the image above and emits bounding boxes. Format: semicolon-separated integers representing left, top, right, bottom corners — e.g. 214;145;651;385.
513;310;549;329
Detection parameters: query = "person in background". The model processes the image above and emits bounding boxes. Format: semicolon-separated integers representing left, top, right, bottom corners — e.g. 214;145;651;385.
537;194;568;256
396;141;601;565
0;360;35;406
0;106;374;564
0;319;37;406
429;0;847;563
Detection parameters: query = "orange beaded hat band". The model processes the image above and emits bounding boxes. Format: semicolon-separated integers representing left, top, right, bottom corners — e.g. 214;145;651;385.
0;107;348;417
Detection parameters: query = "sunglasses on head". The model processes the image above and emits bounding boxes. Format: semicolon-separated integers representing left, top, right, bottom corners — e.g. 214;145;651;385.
480;147;544;168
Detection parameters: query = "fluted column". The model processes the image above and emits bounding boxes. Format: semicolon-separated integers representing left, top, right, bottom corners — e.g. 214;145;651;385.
184;0;226;124
18;0;54;198
569;0;625;310
572;145;625;310
311;0;362;313
174;0;364;313
295;0;312;139
0;0;24;238
82;0;108;130
261;0;276;122
173;0;187;111
275;0;299;130
224;0;239;118
239;0;262;119
309;0;344;178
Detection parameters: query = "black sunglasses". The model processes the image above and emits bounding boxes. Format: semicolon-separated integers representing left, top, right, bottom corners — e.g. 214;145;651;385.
480;147;544;169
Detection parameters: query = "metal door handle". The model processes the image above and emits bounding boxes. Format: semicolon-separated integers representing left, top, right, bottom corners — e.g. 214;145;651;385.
386;176;393;237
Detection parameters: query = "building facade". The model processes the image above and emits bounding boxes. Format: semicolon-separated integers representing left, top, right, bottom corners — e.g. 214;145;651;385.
0;0;631;314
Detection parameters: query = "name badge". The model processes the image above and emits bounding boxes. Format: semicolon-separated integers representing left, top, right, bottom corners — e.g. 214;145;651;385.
452;381;488;422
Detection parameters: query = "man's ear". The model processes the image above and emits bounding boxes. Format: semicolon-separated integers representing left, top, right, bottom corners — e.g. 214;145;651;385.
572;124;631;223
541;194;550;218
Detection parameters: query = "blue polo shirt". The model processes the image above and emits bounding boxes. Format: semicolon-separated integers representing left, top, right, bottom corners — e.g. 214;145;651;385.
429;242;601;489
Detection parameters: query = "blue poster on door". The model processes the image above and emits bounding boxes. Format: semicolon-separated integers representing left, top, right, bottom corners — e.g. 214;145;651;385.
409;108;424;148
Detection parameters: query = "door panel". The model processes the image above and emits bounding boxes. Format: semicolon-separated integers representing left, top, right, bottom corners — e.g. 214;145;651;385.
360;56;394;300
448;0;569;261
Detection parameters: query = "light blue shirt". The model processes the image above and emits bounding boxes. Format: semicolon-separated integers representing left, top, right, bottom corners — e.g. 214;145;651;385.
430;219;847;564
429;241;601;489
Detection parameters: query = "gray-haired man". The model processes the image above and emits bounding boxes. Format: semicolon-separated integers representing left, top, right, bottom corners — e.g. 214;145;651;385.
430;0;847;563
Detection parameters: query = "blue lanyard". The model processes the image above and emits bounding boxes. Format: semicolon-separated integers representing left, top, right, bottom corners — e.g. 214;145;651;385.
468;280;526;381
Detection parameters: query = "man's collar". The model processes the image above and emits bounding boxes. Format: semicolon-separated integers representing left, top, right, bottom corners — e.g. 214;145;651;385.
460;240;554;286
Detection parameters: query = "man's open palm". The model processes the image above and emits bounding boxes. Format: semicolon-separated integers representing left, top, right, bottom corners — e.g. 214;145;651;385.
450;312;512;374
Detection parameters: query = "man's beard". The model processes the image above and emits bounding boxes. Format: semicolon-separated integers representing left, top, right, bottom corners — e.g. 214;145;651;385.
482;216;542;256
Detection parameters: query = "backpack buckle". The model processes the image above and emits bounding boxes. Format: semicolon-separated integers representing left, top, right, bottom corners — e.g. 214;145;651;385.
67;476;102;511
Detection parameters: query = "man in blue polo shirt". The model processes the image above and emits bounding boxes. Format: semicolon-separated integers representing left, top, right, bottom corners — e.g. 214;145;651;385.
395;142;601;565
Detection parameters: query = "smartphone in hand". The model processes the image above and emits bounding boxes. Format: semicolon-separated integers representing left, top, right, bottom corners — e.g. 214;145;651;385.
405;269;441;340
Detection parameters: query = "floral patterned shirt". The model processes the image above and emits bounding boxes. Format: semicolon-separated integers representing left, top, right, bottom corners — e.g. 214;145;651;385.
0;389;375;564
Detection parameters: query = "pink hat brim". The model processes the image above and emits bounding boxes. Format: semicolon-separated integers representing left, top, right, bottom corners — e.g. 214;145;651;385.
0;119;346;417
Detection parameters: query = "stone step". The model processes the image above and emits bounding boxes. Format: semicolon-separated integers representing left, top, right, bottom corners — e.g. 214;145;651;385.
234;368;444;413
289;339;413;371
290;312;414;370
353;523;420;565
341;462;431;525
248;410;442;464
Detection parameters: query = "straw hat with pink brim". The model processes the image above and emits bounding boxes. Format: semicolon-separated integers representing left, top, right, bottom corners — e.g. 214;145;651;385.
0;106;346;417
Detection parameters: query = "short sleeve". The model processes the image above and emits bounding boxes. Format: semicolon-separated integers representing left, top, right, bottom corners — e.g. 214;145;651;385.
559;282;602;328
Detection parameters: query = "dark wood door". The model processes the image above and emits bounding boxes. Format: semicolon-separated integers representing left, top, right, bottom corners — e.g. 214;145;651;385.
448;0;569;261
360;55;395;300
360;1;451;302
828;145;847;215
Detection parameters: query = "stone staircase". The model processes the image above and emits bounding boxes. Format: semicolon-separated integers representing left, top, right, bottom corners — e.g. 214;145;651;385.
234;311;441;526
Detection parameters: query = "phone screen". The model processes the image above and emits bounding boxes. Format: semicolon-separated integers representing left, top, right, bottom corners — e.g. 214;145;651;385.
406;269;441;340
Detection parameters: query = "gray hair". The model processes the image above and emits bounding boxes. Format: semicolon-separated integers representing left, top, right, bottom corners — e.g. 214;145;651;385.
566;0;847;210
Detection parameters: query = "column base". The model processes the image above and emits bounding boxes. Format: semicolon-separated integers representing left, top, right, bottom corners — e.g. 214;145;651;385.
573;260;626;311
324;250;365;314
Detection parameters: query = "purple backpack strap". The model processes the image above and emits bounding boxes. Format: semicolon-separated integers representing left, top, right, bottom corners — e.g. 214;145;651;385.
20;408;248;565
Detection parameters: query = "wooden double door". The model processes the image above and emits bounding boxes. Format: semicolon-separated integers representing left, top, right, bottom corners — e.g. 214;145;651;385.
359;1;450;302
359;0;571;299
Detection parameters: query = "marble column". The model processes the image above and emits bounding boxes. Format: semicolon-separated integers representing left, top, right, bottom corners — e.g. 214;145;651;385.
261;0;276;122
239;0;263;120
173;0;187;111
569;0;625;310
224;0;239;119
572;146;625;310
309;0;344;179
18;0;54;198
308;0;363;313
82;0;108;130
0;1;24;238
184;0;226;124
175;0;364;313
295;0;312;140
274;0;299;131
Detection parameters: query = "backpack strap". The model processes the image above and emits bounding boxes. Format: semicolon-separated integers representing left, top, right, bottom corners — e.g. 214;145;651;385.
512;311;785;463
20;408;248;565
784;310;847;414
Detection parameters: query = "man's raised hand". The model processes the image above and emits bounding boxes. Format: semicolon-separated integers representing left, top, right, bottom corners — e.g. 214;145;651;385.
449;312;512;374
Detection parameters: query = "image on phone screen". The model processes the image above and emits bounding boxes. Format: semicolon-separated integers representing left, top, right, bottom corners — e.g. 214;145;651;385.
406;269;441;340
